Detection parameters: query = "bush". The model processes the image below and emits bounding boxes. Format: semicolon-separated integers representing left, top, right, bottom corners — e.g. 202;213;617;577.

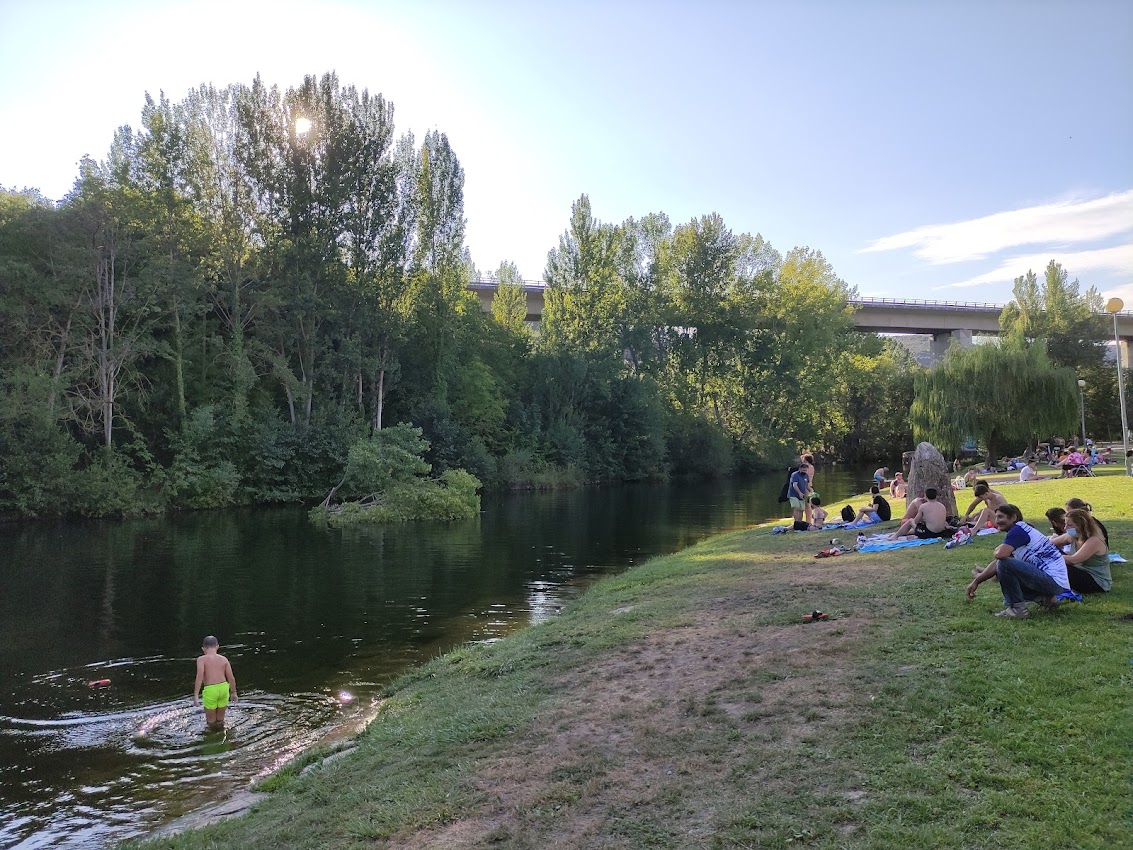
310;426;481;525
71;447;146;517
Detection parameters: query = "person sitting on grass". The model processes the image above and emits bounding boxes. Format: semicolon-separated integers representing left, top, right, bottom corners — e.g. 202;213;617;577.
1049;508;1111;595
1064;497;1109;546
889;495;928;539
1045;507;1068;539
909;488;957;539
853;486;892;525
808;496;827;530
1018;459;1044;482
966;504;1070;619
960;481;1006;531
889;472;906;499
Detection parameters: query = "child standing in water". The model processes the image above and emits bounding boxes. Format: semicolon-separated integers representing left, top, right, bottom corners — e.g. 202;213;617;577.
193;636;237;728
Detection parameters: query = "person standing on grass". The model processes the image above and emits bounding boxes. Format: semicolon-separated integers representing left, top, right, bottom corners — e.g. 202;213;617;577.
1049;509;1112;594
966;504;1069;619
788;463;810;526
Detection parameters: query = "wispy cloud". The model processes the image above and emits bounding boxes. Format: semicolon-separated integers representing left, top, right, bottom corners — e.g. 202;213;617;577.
936;243;1133;289
862;190;1133;264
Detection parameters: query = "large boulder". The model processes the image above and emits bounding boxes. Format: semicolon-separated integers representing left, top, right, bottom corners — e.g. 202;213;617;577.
907;441;957;516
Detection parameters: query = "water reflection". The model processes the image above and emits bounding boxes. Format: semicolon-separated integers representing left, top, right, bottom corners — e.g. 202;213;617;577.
0;468;868;848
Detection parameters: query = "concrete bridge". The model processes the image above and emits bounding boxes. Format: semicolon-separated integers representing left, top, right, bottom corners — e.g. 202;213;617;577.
468;281;1133;365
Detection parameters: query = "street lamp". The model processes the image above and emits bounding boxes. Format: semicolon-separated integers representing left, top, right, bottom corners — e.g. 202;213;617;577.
1077;378;1087;451
1104;297;1131;476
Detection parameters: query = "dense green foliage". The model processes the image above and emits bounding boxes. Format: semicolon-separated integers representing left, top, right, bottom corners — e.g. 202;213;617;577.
911;338;1077;466
0;73;911;518
999;260;1124;439
309;425;481;525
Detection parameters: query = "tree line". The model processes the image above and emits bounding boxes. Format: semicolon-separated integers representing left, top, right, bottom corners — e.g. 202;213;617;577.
0;71;984;519
912;259;1125;467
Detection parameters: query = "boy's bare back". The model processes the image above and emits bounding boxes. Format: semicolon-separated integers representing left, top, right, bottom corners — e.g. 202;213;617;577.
198;652;232;686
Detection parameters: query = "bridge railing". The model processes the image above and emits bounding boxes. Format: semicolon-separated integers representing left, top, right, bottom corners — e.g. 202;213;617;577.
850;297;1006;310
469;282;1133;317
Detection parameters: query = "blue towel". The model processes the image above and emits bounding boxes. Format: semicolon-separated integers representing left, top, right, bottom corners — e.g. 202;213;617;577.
1056;590;1084;603
1109;553;1126;563
857;537;944;553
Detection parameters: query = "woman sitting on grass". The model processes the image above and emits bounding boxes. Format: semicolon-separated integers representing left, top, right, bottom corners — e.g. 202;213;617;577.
1050;508;1112;595
1064;498;1109;546
966;504;1070;619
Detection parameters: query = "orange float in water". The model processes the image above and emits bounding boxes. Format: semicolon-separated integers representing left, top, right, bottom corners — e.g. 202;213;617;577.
88;679;111;688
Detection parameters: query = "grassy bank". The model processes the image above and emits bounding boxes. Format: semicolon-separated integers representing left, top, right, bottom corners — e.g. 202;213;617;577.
132;471;1132;849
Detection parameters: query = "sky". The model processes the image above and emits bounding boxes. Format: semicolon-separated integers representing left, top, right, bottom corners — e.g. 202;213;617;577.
2;0;1131;305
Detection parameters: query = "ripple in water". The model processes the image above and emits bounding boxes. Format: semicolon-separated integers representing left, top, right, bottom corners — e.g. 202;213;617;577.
0;661;368;850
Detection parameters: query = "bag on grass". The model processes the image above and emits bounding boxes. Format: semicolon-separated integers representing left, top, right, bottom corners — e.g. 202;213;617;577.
841;505;856;523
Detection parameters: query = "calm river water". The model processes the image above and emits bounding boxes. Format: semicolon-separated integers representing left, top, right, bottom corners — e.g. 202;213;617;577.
0;467;868;849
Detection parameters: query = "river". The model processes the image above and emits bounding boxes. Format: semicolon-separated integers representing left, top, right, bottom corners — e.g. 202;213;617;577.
0;466;869;849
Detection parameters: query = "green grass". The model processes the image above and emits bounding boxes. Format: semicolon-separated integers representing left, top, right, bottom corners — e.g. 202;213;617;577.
129;471;1133;850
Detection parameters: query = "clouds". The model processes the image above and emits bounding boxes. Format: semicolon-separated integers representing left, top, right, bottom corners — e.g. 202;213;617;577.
860;190;1133;296
945;243;1133;289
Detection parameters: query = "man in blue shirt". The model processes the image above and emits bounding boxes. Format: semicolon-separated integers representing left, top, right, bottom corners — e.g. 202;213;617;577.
965;503;1069;619
788;465;810;525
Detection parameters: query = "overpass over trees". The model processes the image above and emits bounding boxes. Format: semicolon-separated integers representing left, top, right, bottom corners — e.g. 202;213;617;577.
467;281;1133;366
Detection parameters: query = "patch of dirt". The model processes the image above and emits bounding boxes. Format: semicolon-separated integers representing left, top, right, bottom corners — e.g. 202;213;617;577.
394;556;892;849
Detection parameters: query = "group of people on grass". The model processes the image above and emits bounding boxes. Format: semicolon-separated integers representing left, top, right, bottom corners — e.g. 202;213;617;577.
966;497;1112;618
784;457;1114;620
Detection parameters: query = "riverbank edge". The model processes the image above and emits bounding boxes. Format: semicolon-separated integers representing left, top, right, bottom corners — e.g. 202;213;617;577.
129;471;1132;849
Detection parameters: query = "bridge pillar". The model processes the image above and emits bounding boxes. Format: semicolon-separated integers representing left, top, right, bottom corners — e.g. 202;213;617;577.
929;329;973;365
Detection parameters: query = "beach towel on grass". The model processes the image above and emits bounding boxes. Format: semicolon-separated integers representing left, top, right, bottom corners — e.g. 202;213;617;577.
857;537;945;553
1109;553;1126;563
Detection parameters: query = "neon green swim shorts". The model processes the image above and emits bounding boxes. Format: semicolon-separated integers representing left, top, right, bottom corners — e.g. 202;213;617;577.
201;682;230;710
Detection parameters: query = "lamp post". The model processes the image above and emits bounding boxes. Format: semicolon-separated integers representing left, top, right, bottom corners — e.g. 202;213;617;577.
1077;378;1087;451
1104;298;1131;476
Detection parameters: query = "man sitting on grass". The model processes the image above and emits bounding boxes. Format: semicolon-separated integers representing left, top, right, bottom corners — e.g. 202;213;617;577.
853;486;891;525
889;495;928;539
908;488;956;539
966;504;1070;619
1018;459;1044;482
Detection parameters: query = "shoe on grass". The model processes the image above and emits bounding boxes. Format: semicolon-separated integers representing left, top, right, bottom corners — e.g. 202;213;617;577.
994;605;1031;619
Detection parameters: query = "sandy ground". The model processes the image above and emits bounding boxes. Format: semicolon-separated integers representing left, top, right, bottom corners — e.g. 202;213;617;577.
393;553;891;849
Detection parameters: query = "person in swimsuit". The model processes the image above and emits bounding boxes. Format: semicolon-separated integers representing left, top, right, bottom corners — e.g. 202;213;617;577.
193;635;238;729
960;481;1005;531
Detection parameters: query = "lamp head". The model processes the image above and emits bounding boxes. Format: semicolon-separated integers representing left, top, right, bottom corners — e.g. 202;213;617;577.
1077;379;1086;388
1105;297;1124;314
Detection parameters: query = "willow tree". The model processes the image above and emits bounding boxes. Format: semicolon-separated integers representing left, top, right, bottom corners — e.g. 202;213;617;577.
910;339;1076;467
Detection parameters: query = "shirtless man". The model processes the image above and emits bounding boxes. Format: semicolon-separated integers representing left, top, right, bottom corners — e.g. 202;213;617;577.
889;495;927;539
961;481;1006;531
193;635;238;729
910;488;956;538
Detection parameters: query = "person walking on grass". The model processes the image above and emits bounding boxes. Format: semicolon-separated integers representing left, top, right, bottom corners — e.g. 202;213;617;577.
966;504;1069;619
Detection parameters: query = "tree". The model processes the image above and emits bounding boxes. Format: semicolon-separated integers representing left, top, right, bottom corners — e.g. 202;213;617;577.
490;260;529;334
911;339;1077;467
999;259;1115;438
